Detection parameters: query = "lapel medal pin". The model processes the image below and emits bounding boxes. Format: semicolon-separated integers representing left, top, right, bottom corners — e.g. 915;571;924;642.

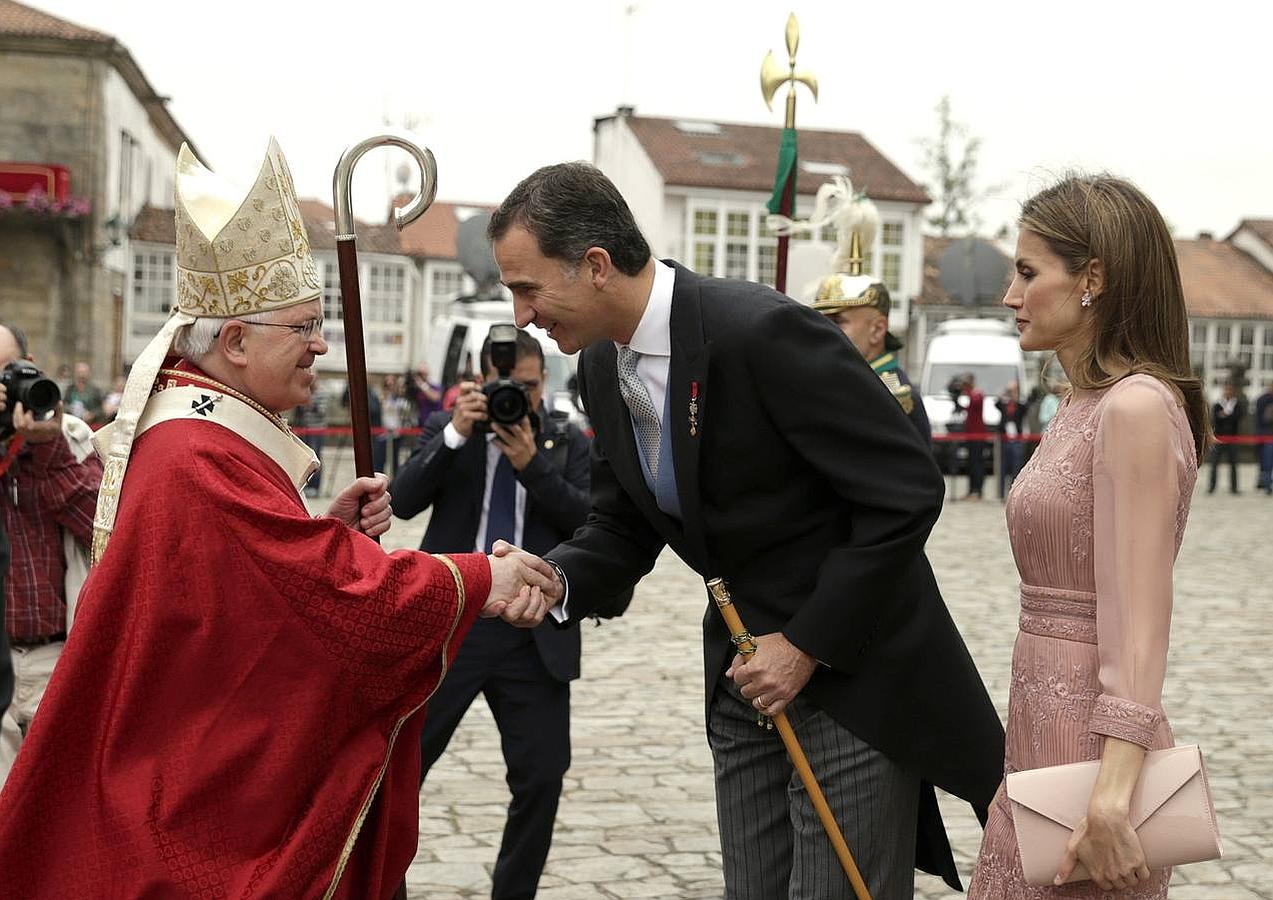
689;381;700;436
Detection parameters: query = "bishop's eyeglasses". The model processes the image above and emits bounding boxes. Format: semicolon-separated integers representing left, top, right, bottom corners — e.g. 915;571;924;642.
245;317;325;342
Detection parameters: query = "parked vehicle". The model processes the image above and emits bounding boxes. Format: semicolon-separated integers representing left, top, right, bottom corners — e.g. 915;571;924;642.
428;301;582;426
920;318;1028;475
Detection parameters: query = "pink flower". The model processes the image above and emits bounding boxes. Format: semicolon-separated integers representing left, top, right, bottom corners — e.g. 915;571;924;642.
23;186;50;213
0;191;12;210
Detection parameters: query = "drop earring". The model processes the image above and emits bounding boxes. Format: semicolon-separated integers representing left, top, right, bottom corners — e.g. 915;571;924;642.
1081;291;1093;308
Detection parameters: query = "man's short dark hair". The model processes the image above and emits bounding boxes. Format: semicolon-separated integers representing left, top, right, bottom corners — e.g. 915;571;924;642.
0;323;29;358
487;162;651;277
480;327;544;375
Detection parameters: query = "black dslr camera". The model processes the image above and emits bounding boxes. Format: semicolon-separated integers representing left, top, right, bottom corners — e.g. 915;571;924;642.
476;324;532;433
0;361;61;440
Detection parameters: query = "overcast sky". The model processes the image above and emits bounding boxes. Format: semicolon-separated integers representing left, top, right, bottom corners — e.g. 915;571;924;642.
33;0;1273;239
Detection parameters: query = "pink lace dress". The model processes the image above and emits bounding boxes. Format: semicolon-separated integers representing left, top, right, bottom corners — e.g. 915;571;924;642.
968;375;1198;898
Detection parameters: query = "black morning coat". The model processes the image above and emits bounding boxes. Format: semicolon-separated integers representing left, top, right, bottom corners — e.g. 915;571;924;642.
547;262;1005;890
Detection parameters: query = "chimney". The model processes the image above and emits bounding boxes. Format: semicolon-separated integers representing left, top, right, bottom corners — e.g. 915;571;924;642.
616;104;635;118
1198;230;1214;241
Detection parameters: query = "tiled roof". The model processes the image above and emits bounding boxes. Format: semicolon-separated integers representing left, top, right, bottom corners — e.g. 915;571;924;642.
0;0;110;42
1175;237;1273;320
618;115;929;204
128;204;174;243
398;200;494;260
127;199;464;260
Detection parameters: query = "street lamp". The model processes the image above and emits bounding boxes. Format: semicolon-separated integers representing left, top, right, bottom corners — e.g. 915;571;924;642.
103;213;127;247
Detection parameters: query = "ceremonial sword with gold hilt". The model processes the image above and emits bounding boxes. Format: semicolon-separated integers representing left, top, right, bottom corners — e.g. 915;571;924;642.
707;577;872;900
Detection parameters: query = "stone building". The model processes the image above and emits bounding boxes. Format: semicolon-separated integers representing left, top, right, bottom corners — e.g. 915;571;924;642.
0;0;194;378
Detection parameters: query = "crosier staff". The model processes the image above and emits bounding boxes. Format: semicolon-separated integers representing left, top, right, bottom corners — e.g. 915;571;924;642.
707;577;872;900
333;135;437;538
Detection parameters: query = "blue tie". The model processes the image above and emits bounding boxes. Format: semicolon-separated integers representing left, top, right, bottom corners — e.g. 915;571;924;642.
484;454;517;552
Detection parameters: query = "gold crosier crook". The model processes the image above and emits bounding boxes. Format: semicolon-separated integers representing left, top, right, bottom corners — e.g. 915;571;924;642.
707;578;872;900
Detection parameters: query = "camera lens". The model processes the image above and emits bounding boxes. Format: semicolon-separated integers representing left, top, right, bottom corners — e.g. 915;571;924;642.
488;383;529;425
24;377;60;418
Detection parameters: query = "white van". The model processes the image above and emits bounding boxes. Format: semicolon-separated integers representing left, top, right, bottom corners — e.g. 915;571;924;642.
920;318;1028;435
428;301;580;418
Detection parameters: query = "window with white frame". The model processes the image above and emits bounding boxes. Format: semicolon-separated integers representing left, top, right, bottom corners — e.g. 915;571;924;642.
1189;322;1209;369
1239;325;1255;367
366;263;406;324
682;200;911;291
430;266;465;303
724;211;750;280
692;209;718;275
118;130;137;219
879;220;904;296
1214;323;1231;353
1261;327;1273;374
757;242;777;288
321;258;343;322
132;250;174;316
686;202;784;286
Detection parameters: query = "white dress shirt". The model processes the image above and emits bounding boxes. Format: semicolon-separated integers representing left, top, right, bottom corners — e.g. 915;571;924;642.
616;259;676;426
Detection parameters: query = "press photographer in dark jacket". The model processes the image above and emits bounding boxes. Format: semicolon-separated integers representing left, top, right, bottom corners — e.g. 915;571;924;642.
391;327;628;899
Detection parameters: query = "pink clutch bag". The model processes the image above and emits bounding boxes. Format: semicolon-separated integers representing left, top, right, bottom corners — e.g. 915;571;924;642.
1005;744;1223;886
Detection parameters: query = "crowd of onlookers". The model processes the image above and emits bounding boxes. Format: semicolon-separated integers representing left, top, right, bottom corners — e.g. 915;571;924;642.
946;371;1273;500
292;364;448;496
38;358;1273;502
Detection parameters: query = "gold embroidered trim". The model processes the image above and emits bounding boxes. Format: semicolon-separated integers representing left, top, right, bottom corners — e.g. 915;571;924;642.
323;554;469;898
175;140;320;318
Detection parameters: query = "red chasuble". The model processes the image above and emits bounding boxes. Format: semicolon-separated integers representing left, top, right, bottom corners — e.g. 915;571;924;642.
0;369;490;898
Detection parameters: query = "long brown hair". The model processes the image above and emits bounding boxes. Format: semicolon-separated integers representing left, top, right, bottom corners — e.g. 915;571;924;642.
1020;173;1211;460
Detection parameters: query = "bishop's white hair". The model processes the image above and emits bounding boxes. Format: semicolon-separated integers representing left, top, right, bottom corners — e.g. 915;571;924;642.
172;311;273;362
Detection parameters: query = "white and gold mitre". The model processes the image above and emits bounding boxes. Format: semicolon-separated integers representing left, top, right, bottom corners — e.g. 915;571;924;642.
90;138;321;566
175;137;321;316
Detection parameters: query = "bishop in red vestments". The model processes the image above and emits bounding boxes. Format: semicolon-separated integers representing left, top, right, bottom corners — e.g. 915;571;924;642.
0;139;554;898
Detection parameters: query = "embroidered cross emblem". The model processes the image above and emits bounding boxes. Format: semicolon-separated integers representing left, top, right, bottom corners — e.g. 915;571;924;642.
191;394;218;416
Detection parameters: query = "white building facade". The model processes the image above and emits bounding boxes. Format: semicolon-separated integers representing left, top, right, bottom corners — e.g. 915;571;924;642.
593;111;929;339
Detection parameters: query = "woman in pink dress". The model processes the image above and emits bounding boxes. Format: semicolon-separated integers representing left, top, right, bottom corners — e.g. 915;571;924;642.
968;175;1211;898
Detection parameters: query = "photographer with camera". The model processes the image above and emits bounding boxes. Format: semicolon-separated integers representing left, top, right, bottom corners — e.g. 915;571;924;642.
391;325;629;899
0;323;102;789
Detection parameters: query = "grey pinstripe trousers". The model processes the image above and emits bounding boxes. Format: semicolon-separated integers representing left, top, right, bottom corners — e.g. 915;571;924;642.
708;676;920;900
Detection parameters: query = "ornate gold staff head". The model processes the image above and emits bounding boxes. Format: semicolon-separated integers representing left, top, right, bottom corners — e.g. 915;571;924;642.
760;13;818;128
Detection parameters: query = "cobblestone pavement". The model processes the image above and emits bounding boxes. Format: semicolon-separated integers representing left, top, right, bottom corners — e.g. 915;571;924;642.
363;463;1273;899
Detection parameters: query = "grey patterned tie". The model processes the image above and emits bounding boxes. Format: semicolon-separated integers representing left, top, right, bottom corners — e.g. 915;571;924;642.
617;346;661;477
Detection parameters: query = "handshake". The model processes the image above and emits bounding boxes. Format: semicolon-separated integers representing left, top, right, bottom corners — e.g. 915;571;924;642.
482;540;564;627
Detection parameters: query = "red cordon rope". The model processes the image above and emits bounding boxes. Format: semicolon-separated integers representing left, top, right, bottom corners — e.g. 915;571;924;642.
931;432;1273;445
289;427;423;437
70;423;1273;444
